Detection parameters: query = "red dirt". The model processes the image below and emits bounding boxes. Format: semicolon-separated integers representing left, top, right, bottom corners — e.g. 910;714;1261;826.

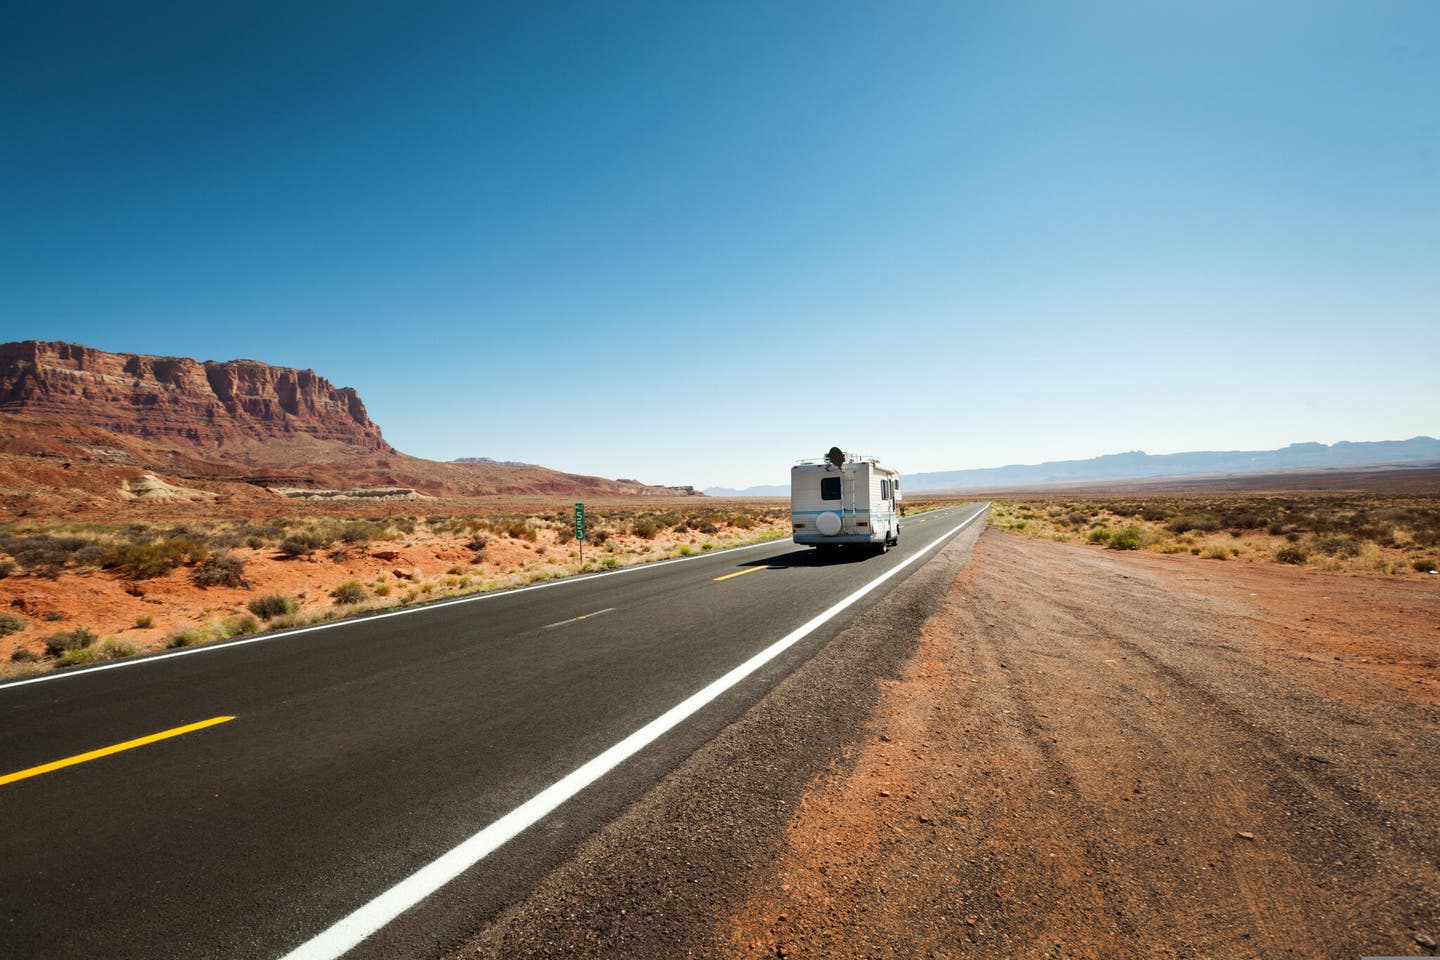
720;530;1440;959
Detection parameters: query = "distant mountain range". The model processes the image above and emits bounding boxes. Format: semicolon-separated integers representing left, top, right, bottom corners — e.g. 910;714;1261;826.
704;437;1440;496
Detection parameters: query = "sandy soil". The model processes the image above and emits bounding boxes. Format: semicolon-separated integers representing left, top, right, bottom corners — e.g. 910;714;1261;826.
720;530;1440;959
0;509;791;673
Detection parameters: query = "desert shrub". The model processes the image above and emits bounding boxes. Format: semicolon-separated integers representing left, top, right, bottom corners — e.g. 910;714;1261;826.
219;615;260;638
58;647;100;667
679;545;692;556
10;647;38;663
694;519;718;535
0;612;26;637
373;583;392;597
0;560;13;578
602;556;620;569
44;627;98;657
556;524;576;544
1275;547;1308;565
497;519;538;542
191;552;248;588
338;521;382;545
3;534;90;578
1200;545;1230;560
236;523;285;542
134;614;154;629
466;534;490;555
100;538;209;578
73;543;109;567
1086;527;1112;545
1106;527;1143;550
165;628;203;648
331;581;367;605
589;529;611;545
632;518;660;540
1413;558;1438;573
1313;537;1359;557
1168;514;1220;534
278;532;325;557
98;637;139;660
247;595;297;620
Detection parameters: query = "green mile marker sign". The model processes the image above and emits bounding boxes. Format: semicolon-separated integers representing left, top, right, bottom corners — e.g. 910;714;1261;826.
574;502;585;541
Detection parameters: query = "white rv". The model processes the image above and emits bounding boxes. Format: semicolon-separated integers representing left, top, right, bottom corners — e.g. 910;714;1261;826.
791;447;902;553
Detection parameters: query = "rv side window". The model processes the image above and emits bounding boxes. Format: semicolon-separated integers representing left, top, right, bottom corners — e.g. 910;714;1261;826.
882;479;891;500
820;477;841;501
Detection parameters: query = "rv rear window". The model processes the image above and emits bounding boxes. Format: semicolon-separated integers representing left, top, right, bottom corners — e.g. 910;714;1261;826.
820;477;841;501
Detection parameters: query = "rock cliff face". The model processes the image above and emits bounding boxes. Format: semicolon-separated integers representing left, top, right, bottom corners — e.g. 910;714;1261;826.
0;341;393;453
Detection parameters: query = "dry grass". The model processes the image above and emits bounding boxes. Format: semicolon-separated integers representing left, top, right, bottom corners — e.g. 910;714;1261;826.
987;494;1440;576
0;500;792;676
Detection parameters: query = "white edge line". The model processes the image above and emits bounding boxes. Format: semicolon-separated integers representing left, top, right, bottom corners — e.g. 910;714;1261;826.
0;533;799;692
276;503;989;960
1;505;972;692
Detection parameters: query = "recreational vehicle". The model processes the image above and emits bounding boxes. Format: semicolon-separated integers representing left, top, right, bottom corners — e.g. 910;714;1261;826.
791;447;901;553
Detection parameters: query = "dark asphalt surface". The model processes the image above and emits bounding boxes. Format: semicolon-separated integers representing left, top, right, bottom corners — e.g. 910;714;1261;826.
0;503;985;960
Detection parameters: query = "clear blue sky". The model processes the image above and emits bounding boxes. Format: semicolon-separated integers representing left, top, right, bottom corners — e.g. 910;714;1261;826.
2;1;1436;489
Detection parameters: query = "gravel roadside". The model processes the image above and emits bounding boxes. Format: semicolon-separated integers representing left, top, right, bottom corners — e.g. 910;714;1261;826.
447;520;1439;960
444;515;989;958
719;529;1440;959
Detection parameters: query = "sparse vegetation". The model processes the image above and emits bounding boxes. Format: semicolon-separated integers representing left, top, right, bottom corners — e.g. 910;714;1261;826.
219;615;260;637
97;637;139;659
0;612;26;637
1106;527;1143;550
990;493;1440;575
1;500;794;675
331;581;367;605
99;538;209;578
247;595;297;620
44;627;98;658
278;532;325;557
165;628;203;649
191;551;248;588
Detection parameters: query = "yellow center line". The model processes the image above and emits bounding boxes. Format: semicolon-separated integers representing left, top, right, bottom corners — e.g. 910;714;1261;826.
0;715;235;788
713;565;775;582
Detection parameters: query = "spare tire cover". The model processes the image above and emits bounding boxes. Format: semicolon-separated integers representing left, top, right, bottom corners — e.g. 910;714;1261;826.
815;511;842;536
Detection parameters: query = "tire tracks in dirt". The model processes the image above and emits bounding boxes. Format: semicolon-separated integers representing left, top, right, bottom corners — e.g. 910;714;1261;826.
719;530;1440;959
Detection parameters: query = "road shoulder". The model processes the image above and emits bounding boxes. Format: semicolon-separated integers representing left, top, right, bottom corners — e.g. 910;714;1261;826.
445;515;988;958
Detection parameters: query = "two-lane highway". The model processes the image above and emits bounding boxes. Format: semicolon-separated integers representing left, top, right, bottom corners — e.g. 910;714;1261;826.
0;502;988;959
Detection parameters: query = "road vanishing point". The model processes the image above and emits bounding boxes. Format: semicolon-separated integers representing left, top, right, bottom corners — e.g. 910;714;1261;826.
0;503;989;959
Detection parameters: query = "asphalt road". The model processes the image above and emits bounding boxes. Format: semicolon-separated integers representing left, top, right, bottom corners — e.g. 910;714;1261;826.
0;502;987;960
